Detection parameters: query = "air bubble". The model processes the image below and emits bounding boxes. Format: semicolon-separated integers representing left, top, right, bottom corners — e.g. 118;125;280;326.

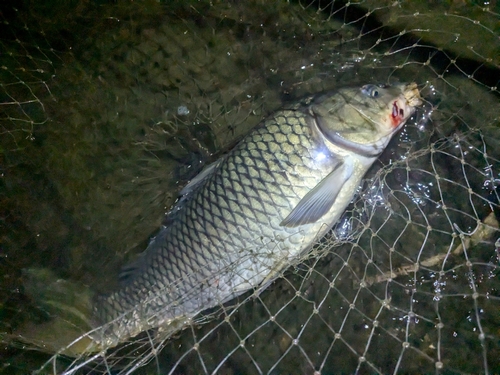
177;105;190;116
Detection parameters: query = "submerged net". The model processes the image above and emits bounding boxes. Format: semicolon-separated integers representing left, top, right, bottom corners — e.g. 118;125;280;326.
1;1;499;374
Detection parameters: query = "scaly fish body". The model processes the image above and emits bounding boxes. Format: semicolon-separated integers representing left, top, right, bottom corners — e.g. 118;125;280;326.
91;83;422;348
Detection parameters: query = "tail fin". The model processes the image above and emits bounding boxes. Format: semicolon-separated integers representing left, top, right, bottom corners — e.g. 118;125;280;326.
6;268;99;357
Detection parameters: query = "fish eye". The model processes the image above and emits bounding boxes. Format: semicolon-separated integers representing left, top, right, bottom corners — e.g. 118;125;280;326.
361;84;380;98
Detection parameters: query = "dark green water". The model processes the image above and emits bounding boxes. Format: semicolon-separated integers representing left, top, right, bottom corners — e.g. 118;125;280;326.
1;1;499;374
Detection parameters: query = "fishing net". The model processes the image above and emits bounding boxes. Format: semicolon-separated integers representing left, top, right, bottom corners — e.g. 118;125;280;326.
1;1;499;374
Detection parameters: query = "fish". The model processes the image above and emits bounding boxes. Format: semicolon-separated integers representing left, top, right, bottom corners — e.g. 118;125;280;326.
89;82;423;350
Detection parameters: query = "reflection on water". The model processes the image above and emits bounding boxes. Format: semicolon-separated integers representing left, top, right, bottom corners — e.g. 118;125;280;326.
0;1;499;374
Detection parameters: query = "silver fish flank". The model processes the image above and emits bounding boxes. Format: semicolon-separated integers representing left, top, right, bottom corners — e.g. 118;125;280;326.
91;82;422;349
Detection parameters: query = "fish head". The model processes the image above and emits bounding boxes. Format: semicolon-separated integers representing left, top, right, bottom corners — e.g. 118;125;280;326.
310;82;422;157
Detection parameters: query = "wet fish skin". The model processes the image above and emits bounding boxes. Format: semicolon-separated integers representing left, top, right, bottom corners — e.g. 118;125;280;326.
91;83;422;349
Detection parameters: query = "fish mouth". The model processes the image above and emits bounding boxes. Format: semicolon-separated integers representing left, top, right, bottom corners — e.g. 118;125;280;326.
403;82;423;108
387;82;423;134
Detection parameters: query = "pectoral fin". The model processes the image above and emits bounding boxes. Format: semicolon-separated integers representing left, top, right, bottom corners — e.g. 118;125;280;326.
280;161;351;227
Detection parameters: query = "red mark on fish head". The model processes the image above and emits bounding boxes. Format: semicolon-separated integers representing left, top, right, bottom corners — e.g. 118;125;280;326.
390;100;405;128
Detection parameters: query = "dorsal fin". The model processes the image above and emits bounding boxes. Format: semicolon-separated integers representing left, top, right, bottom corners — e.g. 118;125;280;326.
118;230;166;286
118;159;224;286
118;246;148;285
179;159;223;196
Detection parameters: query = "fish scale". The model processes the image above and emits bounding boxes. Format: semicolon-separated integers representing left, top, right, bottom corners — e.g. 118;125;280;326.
91;83;422;349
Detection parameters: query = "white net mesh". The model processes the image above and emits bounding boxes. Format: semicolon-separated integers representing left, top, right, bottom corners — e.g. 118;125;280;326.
1;1;499;374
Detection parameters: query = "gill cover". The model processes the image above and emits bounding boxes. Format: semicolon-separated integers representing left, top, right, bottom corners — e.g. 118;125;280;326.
280;83;421;228
311;83;419;157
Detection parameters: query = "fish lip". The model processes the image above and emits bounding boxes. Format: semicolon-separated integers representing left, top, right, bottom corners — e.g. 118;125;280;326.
403;82;423;107
391;82;422;133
